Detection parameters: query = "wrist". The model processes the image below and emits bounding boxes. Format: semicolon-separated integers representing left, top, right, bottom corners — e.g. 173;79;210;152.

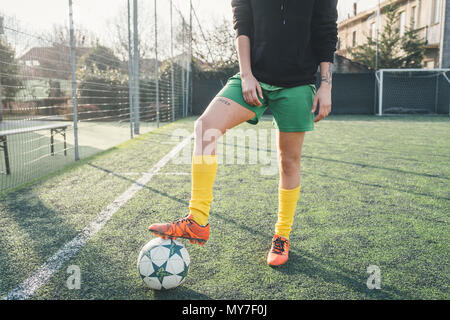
240;71;253;79
320;83;332;90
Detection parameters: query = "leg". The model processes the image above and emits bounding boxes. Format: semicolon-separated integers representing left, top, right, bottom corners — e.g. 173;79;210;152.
193;97;256;156
277;131;305;190
149;97;256;245
267;131;306;267
275;131;305;239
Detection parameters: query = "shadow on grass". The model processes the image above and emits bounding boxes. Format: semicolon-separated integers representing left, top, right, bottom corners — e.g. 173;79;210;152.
153;287;212;300
314;172;450;202
213;212;418;300
276;250;416;300
34;236;213;300
88;163;189;207
0;186;79;296
304;155;450;181
87;163;419;300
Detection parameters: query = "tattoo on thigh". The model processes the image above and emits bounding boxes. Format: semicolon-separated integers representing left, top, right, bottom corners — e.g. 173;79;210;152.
217;98;231;106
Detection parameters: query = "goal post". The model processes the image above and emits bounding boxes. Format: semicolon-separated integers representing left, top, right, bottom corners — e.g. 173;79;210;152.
376;69;450;116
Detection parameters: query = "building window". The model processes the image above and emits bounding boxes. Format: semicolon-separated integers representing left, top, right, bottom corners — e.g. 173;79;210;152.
431;0;440;24
399;11;406;36
353;2;357;16
411;6;418;28
352;30;357;47
371;22;376;39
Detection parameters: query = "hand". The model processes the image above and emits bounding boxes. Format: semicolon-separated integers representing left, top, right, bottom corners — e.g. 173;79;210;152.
312;84;332;123
241;73;263;106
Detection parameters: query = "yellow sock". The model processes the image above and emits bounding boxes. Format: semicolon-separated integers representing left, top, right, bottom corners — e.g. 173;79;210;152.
188;155;218;226
275;185;301;239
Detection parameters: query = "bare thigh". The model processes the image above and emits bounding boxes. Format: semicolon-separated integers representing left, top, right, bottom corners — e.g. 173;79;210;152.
194;97;256;155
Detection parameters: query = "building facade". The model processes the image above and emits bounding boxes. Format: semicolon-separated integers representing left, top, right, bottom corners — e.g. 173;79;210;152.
337;0;449;69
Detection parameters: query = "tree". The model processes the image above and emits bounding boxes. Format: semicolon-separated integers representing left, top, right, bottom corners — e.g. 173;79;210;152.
79;44;122;72
44;24;96;48
350;4;427;70
107;4;157;61
192;17;238;71
400;25;427;68
76;64;129;121
76;46;127;121
0;38;22;119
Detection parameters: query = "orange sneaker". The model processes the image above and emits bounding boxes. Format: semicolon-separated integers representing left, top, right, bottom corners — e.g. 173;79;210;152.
148;214;209;246
267;235;290;267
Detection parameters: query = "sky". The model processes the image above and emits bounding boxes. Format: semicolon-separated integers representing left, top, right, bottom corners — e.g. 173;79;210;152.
1;0;381;34
338;0;380;21
0;0;381;56
0;0;233;35
0;0;234;58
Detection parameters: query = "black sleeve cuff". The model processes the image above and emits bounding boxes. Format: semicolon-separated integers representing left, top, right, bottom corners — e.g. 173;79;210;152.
235;27;251;38
317;52;335;64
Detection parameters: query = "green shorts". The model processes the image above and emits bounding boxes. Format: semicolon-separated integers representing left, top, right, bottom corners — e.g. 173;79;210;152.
216;73;316;132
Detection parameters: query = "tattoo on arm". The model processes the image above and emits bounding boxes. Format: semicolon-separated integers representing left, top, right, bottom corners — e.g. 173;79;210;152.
321;63;333;86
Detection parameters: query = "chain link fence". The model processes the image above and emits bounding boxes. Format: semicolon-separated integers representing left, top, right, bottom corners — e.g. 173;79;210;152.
0;0;192;192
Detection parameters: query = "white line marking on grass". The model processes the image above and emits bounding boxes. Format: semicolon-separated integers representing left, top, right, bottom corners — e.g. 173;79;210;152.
107;172;189;176
4;133;193;300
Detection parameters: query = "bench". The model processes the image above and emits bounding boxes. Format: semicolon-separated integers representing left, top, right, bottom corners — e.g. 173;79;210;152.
0;120;71;175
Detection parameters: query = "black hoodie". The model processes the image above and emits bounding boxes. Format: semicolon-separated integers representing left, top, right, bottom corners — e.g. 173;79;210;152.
231;0;338;88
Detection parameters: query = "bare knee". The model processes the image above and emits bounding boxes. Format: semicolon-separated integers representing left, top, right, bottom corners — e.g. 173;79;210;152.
279;154;301;176
194;116;224;141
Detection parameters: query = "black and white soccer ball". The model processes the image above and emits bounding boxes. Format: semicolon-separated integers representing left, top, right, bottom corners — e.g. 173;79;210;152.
137;238;190;290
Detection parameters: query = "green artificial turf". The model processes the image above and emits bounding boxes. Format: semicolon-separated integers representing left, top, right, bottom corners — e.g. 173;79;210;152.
0;115;449;300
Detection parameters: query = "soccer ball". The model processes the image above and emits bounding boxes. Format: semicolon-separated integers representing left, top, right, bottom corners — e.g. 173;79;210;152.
137;238;190;290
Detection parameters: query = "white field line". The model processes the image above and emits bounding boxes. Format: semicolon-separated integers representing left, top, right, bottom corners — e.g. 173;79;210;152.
107;172;190;176
4;133;193;300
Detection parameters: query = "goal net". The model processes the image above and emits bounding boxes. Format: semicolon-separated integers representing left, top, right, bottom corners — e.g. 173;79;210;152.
376;69;450;115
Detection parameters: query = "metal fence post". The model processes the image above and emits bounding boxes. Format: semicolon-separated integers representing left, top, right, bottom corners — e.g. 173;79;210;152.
184;2;190;117
133;0;140;134
434;74;440;114
181;19;185;118
185;53;188;117
127;0;134;139
0;16;3;121
188;0;193;115
69;0;79;160
154;0;160;128
378;70;384;116
0;80;3;122
170;0;175;122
